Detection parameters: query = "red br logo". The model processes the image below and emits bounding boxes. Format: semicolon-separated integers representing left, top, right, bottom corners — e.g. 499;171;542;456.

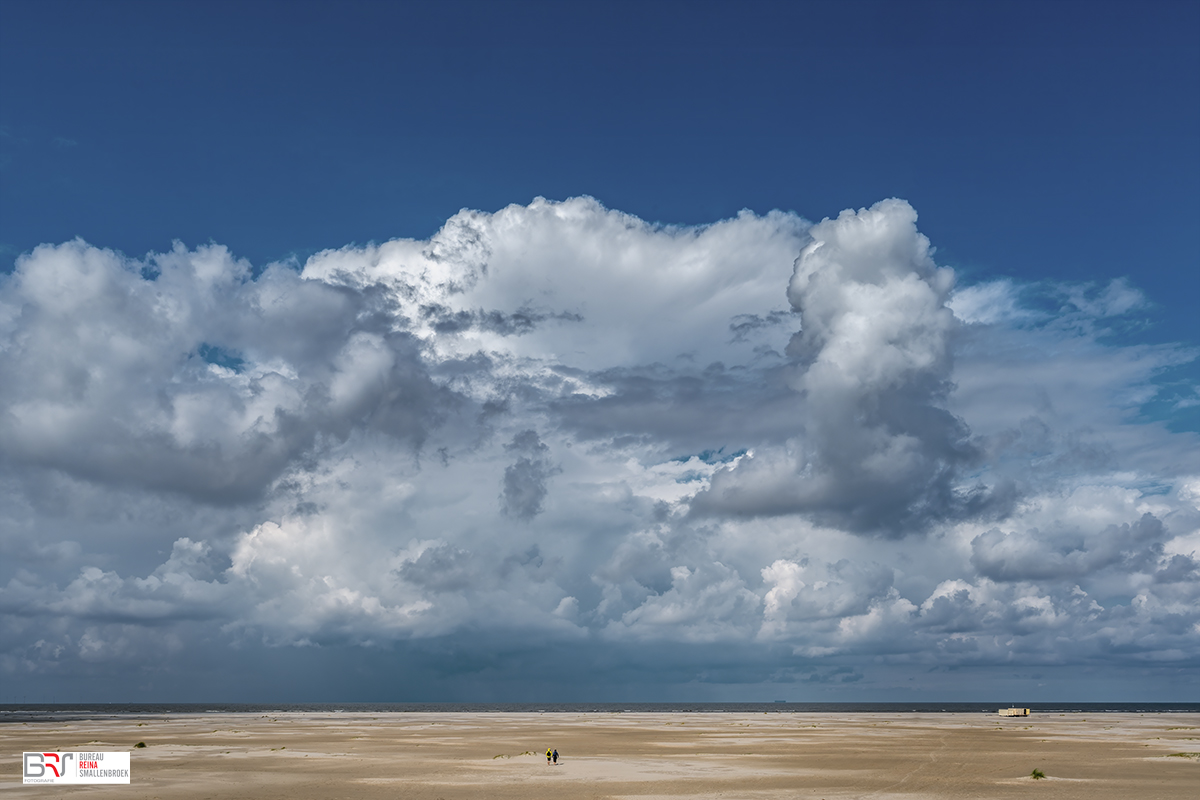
23;750;128;784
23;752;73;778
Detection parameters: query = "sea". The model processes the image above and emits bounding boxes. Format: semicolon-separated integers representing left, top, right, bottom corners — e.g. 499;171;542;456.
2;702;1198;723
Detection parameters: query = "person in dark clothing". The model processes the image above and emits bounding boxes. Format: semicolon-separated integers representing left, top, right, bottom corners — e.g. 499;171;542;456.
552;748;558;764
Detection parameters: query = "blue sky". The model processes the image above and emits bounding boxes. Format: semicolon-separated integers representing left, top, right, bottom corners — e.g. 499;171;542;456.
4;1;1196;324
0;0;1198;702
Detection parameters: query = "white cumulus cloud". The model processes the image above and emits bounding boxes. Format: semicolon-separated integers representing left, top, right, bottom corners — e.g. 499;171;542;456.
1;196;1197;698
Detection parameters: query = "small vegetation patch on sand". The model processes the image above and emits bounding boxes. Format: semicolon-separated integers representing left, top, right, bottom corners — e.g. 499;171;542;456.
1030;768;1046;779
134;741;146;748
493;750;535;759
1167;752;1200;760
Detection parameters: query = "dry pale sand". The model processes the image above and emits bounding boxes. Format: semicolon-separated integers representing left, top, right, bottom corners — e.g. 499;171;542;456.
3;711;1199;799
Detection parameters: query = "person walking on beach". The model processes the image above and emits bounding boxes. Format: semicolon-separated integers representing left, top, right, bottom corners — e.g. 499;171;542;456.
546;747;552;764
552;748;558;765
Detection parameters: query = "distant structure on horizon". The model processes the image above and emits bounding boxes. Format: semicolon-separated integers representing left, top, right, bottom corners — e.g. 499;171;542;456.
998;707;1031;717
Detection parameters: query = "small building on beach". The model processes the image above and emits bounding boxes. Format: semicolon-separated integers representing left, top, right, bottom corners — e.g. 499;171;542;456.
998;707;1030;717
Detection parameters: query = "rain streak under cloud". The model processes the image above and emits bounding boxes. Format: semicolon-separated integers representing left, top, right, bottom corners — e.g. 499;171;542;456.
1;197;1198;701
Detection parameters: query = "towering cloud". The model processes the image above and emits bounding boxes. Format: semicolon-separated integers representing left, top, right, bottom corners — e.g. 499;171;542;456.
695;200;996;532
1;197;1197;699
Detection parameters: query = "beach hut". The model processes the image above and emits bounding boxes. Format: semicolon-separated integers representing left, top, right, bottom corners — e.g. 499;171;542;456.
998;707;1030;717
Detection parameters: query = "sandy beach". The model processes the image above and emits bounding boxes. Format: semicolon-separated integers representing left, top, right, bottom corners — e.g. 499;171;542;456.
4;711;1198;799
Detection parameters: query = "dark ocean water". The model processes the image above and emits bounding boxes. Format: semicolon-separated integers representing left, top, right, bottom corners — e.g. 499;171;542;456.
2;701;1198;723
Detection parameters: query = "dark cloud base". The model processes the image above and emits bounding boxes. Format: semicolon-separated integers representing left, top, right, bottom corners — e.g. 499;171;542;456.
6;637;1198;704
